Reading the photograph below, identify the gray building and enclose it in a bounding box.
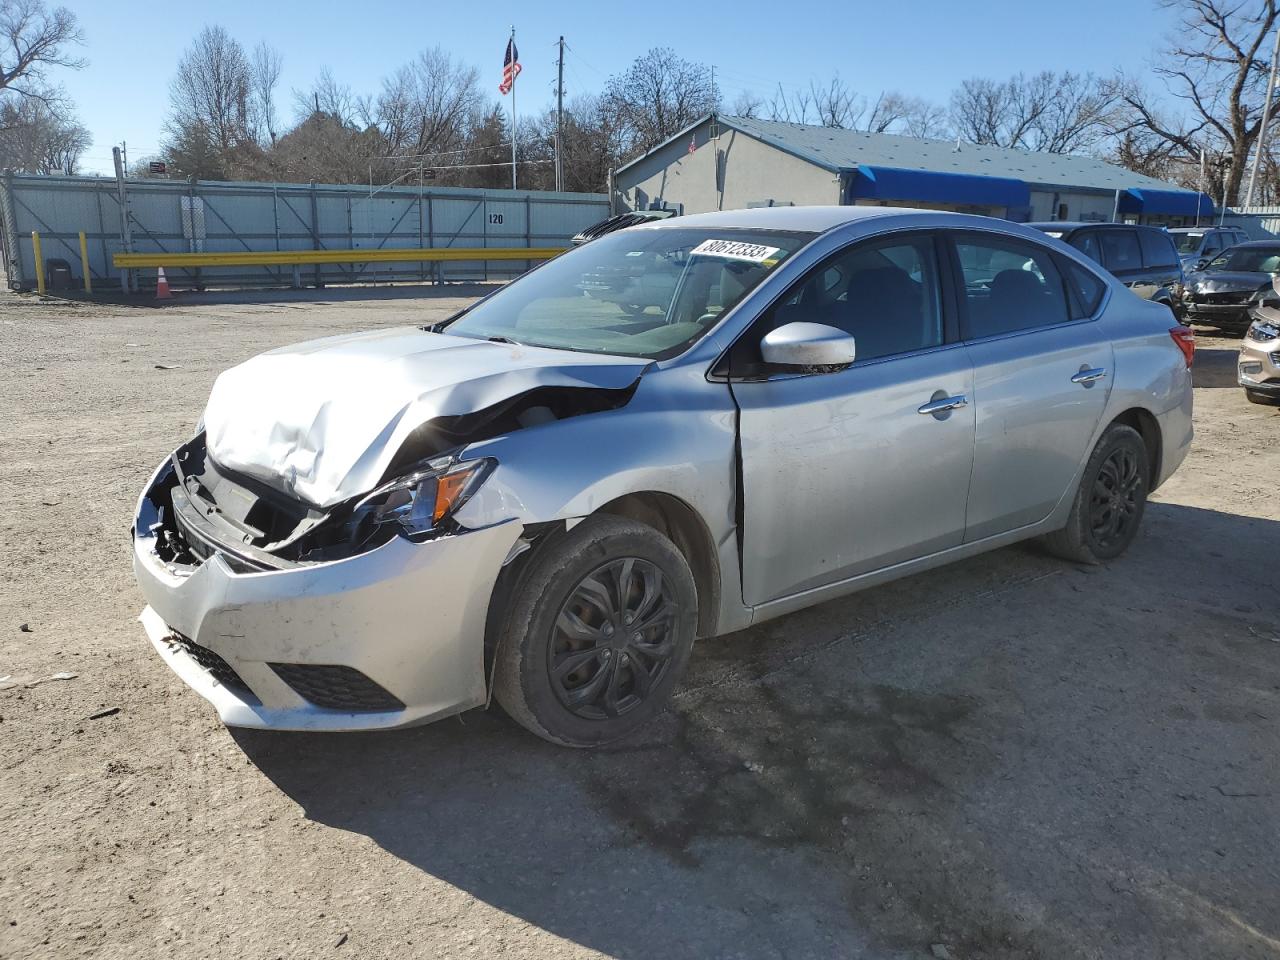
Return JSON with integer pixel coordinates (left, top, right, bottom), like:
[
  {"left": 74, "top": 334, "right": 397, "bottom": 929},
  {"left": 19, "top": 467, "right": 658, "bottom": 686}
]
[{"left": 615, "top": 115, "right": 1214, "bottom": 226}]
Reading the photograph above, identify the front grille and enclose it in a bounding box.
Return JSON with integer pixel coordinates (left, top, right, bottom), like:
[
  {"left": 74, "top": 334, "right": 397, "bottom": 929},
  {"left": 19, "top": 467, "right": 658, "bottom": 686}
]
[
  {"left": 268, "top": 663, "right": 405, "bottom": 712},
  {"left": 167, "top": 632, "right": 258, "bottom": 702},
  {"left": 1189, "top": 290, "right": 1250, "bottom": 305},
  {"left": 1271, "top": 350, "right": 1280, "bottom": 365}
]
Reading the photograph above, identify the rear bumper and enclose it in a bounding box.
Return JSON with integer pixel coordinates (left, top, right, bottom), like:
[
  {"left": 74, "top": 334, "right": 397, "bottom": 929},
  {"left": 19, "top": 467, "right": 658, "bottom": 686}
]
[{"left": 133, "top": 465, "right": 522, "bottom": 731}]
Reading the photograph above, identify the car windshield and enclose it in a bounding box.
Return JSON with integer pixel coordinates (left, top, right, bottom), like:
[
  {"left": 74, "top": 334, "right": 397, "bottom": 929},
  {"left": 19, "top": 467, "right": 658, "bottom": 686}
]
[
  {"left": 1173, "top": 232, "right": 1205, "bottom": 253},
  {"left": 1206, "top": 246, "right": 1280, "bottom": 272},
  {"left": 442, "top": 227, "right": 814, "bottom": 359}
]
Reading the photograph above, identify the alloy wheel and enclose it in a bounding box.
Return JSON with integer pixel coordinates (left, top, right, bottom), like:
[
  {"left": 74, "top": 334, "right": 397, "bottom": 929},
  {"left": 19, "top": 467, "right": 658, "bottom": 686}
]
[
  {"left": 548, "top": 557, "right": 678, "bottom": 720},
  {"left": 1089, "top": 446, "right": 1144, "bottom": 549}
]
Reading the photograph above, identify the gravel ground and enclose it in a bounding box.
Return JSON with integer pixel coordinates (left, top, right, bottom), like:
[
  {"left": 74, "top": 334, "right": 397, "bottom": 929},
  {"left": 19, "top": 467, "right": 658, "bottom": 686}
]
[{"left": 0, "top": 287, "right": 1277, "bottom": 960}]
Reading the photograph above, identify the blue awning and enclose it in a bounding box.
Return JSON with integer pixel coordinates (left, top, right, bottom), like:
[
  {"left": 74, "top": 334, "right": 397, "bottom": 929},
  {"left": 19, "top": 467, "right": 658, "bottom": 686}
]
[
  {"left": 1117, "top": 188, "right": 1215, "bottom": 217},
  {"left": 846, "top": 165, "right": 1031, "bottom": 208}
]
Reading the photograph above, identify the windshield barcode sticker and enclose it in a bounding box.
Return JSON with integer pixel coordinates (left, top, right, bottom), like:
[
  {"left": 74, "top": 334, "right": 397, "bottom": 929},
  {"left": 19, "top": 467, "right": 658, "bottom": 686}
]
[{"left": 690, "top": 239, "right": 781, "bottom": 263}]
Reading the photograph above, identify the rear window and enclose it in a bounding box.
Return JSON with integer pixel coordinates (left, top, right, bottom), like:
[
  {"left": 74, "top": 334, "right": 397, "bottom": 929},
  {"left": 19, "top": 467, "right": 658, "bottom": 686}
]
[{"left": 1138, "top": 229, "right": 1178, "bottom": 269}]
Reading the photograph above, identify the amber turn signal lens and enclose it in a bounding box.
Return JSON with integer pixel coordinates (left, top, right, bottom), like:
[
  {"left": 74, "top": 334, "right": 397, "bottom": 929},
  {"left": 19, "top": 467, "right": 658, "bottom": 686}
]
[{"left": 433, "top": 468, "right": 477, "bottom": 522}]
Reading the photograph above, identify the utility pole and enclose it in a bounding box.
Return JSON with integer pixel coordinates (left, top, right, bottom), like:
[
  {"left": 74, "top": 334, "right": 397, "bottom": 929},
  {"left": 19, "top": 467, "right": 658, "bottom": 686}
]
[
  {"left": 1245, "top": 25, "right": 1280, "bottom": 209},
  {"left": 121, "top": 140, "right": 128, "bottom": 177},
  {"left": 555, "top": 36, "right": 565, "bottom": 192},
  {"left": 112, "top": 146, "right": 133, "bottom": 292}
]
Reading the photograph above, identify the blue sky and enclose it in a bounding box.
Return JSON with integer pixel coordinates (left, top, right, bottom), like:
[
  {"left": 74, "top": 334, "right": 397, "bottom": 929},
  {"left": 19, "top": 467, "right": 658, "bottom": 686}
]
[{"left": 59, "top": 0, "right": 1180, "bottom": 175}]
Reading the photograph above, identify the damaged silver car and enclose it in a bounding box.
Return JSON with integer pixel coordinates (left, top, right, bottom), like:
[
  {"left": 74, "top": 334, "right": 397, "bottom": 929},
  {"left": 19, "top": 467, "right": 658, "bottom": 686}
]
[{"left": 133, "top": 207, "right": 1194, "bottom": 746}]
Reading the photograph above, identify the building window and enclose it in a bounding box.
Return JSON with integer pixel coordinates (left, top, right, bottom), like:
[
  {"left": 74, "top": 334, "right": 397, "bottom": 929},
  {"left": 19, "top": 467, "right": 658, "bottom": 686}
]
[{"left": 1057, "top": 202, "right": 1069, "bottom": 220}]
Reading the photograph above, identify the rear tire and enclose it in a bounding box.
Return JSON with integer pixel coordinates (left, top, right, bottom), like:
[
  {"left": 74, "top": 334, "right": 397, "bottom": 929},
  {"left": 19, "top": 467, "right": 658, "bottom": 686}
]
[
  {"left": 492, "top": 515, "right": 698, "bottom": 747},
  {"left": 1043, "top": 424, "right": 1150, "bottom": 565}
]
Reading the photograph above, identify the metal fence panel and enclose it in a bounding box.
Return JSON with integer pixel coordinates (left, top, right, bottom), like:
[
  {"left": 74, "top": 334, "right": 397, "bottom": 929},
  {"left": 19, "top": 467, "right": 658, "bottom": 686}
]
[{"left": 0, "top": 173, "right": 609, "bottom": 291}]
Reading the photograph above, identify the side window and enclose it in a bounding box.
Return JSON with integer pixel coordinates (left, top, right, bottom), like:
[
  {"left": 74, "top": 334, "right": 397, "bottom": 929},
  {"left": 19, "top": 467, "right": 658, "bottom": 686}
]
[
  {"left": 1099, "top": 230, "right": 1142, "bottom": 272},
  {"left": 1138, "top": 229, "right": 1178, "bottom": 269},
  {"left": 1202, "top": 232, "right": 1222, "bottom": 257},
  {"left": 726, "top": 235, "right": 944, "bottom": 376},
  {"left": 954, "top": 234, "right": 1071, "bottom": 338},
  {"left": 1068, "top": 230, "right": 1102, "bottom": 264},
  {"left": 1058, "top": 256, "right": 1108, "bottom": 319}
]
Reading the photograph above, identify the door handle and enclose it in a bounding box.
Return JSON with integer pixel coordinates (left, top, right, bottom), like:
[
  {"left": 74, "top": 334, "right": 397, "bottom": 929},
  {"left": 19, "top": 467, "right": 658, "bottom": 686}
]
[
  {"left": 917, "top": 394, "right": 968, "bottom": 415},
  {"left": 1070, "top": 367, "right": 1107, "bottom": 385}
]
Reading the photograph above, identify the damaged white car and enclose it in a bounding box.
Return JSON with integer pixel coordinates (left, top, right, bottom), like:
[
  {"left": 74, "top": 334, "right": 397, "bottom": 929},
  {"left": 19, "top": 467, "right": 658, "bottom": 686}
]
[{"left": 133, "top": 207, "right": 1193, "bottom": 746}]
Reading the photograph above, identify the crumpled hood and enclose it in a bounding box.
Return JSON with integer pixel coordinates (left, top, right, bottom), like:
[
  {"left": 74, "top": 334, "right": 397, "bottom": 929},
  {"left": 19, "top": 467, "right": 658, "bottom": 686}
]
[
  {"left": 1186, "top": 271, "right": 1271, "bottom": 293},
  {"left": 202, "top": 326, "right": 648, "bottom": 508}
]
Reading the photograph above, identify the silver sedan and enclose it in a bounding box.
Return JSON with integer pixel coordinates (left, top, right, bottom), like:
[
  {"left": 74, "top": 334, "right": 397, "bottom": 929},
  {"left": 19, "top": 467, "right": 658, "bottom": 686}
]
[{"left": 132, "top": 207, "right": 1194, "bottom": 746}]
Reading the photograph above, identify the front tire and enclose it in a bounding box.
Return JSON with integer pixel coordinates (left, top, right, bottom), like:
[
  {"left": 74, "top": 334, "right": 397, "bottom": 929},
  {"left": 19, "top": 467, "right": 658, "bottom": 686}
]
[
  {"left": 492, "top": 515, "right": 698, "bottom": 747},
  {"left": 1245, "top": 388, "right": 1280, "bottom": 405},
  {"left": 1043, "top": 424, "right": 1150, "bottom": 564}
]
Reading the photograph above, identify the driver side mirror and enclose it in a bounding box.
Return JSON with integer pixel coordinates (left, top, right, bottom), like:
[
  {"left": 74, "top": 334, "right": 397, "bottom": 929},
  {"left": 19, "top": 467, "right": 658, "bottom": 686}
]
[
  {"left": 1193, "top": 257, "right": 1209, "bottom": 271},
  {"left": 760, "top": 322, "right": 856, "bottom": 371}
]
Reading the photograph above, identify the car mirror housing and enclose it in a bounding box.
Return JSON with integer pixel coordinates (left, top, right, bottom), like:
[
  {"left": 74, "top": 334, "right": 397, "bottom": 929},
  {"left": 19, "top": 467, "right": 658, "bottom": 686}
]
[{"left": 760, "top": 322, "right": 856, "bottom": 371}]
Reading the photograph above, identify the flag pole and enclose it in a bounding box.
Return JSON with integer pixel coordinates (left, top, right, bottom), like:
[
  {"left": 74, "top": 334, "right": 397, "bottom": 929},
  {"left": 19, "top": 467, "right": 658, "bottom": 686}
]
[{"left": 509, "top": 26, "right": 517, "bottom": 191}]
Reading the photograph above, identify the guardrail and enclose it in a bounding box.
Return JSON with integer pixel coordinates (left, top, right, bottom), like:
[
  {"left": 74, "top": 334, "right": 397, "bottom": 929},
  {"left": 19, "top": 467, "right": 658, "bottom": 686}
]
[{"left": 111, "top": 247, "right": 566, "bottom": 269}]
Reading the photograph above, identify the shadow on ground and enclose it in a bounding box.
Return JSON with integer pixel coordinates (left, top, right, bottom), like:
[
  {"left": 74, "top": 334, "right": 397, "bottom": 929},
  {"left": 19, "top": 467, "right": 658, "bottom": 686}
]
[
  {"left": 1193, "top": 346, "right": 1245, "bottom": 389},
  {"left": 235, "top": 503, "right": 1280, "bottom": 960}
]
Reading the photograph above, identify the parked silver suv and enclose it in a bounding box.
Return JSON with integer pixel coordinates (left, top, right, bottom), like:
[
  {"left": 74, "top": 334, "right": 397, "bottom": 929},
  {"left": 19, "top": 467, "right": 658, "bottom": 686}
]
[{"left": 132, "top": 207, "right": 1194, "bottom": 746}]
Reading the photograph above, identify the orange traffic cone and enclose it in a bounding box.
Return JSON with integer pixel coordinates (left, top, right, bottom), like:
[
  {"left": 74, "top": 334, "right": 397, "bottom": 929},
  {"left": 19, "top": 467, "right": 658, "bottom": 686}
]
[{"left": 155, "top": 266, "right": 172, "bottom": 300}]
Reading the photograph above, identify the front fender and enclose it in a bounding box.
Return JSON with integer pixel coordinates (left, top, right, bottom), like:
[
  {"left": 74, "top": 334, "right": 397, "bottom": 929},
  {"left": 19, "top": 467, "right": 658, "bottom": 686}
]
[{"left": 452, "top": 363, "right": 747, "bottom": 632}]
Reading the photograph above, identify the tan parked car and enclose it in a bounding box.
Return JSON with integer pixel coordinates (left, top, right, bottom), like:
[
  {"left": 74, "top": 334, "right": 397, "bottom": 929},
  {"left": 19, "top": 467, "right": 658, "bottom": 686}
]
[{"left": 1239, "top": 309, "right": 1280, "bottom": 404}]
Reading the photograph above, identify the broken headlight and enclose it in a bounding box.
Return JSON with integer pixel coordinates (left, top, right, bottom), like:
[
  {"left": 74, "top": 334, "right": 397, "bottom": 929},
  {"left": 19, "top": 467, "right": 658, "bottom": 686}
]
[{"left": 354, "top": 455, "right": 495, "bottom": 539}]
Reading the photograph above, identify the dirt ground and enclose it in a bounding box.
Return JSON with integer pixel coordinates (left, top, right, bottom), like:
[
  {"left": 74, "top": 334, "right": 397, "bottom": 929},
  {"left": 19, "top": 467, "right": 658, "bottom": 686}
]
[{"left": 0, "top": 285, "right": 1277, "bottom": 960}]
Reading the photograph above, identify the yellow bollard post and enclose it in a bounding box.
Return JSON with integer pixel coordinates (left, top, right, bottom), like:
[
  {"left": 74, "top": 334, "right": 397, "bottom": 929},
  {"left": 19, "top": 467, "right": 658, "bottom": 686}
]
[
  {"left": 79, "top": 231, "right": 92, "bottom": 293},
  {"left": 31, "top": 231, "right": 45, "bottom": 296}
]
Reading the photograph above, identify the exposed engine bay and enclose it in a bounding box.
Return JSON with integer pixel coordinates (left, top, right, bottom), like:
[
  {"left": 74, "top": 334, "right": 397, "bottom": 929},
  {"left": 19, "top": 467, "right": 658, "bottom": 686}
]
[{"left": 142, "top": 380, "right": 639, "bottom": 573}]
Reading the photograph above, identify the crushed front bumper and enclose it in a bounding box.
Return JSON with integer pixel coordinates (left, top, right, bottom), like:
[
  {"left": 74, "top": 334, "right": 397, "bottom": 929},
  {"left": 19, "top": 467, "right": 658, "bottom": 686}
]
[{"left": 133, "top": 462, "right": 522, "bottom": 731}]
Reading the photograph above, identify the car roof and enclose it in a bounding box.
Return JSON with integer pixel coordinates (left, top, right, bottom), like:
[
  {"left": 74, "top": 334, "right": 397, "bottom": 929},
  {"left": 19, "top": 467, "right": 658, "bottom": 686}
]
[
  {"left": 1167, "top": 225, "right": 1243, "bottom": 233},
  {"left": 1025, "top": 221, "right": 1159, "bottom": 232},
  {"left": 640, "top": 205, "right": 919, "bottom": 233}
]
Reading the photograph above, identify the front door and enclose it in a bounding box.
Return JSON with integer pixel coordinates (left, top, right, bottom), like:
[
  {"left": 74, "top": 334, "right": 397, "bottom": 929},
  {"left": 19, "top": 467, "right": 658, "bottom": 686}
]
[{"left": 728, "top": 233, "right": 976, "bottom": 606}]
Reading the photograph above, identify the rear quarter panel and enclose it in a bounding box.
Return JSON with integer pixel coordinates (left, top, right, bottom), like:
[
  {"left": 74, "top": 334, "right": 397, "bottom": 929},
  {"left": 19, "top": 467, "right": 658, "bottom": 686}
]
[{"left": 1097, "top": 294, "right": 1194, "bottom": 487}]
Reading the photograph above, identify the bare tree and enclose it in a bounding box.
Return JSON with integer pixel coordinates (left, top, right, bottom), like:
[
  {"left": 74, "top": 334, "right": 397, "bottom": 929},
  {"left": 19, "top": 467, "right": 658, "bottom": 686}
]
[
  {"left": 769, "top": 77, "right": 860, "bottom": 128},
  {"left": 729, "top": 89, "right": 764, "bottom": 119},
  {"left": 0, "top": 94, "right": 87, "bottom": 171},
  {"left": 374, "top": 47, "right": 481, "bottom": 159},
  {"left": 0, "top": 0, "right": 82, "bottom": 104},
  {"left": 1113, "top": 0, "right": 1279, "bottom": 205},
  {"left": 166, "top": 25, "right": 252, "bottom": 154},
  {"left": 603, "top": 48, "right": 719, "bottom": 155},
  {"left": 250, "top": 42, "right": 282, "bottom": 146},
  {"left": 897, "top": 97, "right": 951, "bottom": 140},
  {"left": 293, "top": 66, "right": 360, "bottom": 126},
  {"left": 951, "top": 71, "right": 1117, "bottom": 153}
]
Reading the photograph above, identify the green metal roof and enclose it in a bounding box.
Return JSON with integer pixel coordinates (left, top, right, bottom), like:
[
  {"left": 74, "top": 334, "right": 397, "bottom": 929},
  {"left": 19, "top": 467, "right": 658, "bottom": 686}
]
[{"left": 709, "top": 115, "right": 1188, "bottom": 195}]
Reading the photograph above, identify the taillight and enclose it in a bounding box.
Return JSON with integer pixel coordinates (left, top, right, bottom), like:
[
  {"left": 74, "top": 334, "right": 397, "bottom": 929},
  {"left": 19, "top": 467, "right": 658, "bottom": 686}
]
[{"left": 1169, "top": 326, "right": 1195, "bottom": 368}]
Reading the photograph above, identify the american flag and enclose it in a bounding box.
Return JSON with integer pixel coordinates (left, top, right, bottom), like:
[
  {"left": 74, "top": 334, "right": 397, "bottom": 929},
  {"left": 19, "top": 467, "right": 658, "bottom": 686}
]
[{"left": 499, "top": 38, "right": 521, "bottom": 95}]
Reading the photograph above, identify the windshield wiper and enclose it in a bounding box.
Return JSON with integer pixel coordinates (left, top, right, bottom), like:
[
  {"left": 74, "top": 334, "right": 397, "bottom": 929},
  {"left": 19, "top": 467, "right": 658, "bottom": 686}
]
[{"left": 485, "top": 335, "right": 522, "bottom": 345}]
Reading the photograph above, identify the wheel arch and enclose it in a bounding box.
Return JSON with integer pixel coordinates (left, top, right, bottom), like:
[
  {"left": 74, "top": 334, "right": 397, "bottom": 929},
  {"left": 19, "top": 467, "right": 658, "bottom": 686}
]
[
  {"left": 595, "top": 491, "right": 722, "bottom": 640},
  {"left": 1107, "top": 406, "right": 1163, "bottom": 487}
]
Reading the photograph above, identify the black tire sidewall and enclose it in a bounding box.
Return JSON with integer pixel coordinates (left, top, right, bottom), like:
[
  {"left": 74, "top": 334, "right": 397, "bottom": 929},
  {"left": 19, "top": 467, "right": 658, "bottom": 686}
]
[
  {"left": 499, "top": 517, "right": 698, "bottom": 747},
  {"left": 1077, "top": 426, "right": 1150, "bottom": 562}
]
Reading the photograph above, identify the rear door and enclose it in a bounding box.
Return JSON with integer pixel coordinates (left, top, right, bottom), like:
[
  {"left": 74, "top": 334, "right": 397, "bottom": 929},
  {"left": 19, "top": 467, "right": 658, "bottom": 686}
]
[
  {"left": 950, "top": 231, "right": 1114, "bottom": 541},
  {"left": 729, "top": 232, "right": 975, "bottom": 605}
]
